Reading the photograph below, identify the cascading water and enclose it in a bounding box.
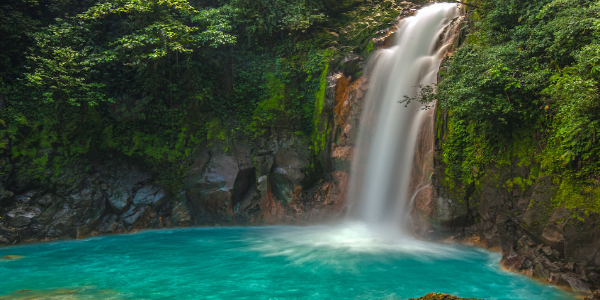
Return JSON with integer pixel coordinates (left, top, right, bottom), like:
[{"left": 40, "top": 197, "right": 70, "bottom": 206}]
[{"left": 346, "top": 3, "right": 462, "bottom": 233}]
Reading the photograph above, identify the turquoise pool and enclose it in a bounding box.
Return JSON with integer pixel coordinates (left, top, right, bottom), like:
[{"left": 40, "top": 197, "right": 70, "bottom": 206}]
[{"left": 0, "top": 225, "right": 574, "bottom": 299}]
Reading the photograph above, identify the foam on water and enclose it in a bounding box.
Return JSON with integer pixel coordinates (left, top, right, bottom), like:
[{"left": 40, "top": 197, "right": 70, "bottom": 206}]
[{"left": 249, "top": 223, "right": 463, "bottom": 259}]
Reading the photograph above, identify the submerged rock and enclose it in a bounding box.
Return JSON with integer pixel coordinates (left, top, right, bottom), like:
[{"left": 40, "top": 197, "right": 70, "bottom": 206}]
[
  {"left": 0, "top": 288, "right": 79, "bottom": 300},
  {"left": 0, "top": 255, "right": 25, "bottom": 261},
  {"left": 409, "top": 293, "right": 481, "bottom": 300}
]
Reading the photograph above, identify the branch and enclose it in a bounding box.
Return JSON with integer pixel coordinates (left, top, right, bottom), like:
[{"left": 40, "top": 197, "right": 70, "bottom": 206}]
[{"left": 453, "top": 1, "right": 480, "bottom": 9}]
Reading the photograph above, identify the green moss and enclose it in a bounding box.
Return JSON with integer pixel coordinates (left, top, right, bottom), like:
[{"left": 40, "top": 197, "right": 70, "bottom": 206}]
[
  {"left": 504, "top": 176, "right": 535, "bottom": 194},
  {"left": 552, "top": 179, "right": 600, "bottom": 220},
  {"left": 311, "top": 65, "right": 329, "bottom": 154},
  {"left": 259, "top": 74, "right": 286, "bottom": 112},
  {"left": 363, "top": 41, "right": 375, "bottom": 55},
  {"left": 206, "top": 117, "right": 227, "bottom": 148},
  {"left": 246, "top": 72, "right": 290, "bottom": 136}
]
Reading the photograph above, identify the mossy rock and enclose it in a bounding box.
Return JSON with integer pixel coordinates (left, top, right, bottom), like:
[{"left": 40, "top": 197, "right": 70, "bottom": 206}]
[{"left": 409, "top": 293, "right": 481, "bottom": 300}]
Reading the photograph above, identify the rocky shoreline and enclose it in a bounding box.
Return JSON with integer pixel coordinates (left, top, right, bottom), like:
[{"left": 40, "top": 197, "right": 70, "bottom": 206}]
[{"left": 411, "top": 150, "right": 600, "bottom": 297}]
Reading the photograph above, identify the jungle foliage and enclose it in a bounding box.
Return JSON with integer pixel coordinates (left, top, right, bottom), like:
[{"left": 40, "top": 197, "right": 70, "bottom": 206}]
[
  {"left": 0, "top": 0, "right": 402, "bottom": 191},
  {"left": 434, "top": 0, "right": 600, "bottom": 212}
]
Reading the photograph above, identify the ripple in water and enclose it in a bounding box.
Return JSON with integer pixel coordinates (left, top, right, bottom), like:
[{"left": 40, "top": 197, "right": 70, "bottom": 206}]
[{"left": 0, "top": 226, "right": 574, "bottom": 300}]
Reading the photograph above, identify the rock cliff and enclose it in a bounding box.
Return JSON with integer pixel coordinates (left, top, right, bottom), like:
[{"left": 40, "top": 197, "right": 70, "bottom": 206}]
[
  {"left": 1, "top": 0, "right": 426, "bottom": 247},
  {"left": 401, "top": 97, "right": 598, "bottom": 297},
  {"left": 0, "top": 24, "right": 378, "bottom": 245}
]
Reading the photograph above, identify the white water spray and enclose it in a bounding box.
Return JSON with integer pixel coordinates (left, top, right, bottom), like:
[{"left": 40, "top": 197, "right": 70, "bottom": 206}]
[{"left": 346, "top": 3, "right": 462, "bottom": 234}]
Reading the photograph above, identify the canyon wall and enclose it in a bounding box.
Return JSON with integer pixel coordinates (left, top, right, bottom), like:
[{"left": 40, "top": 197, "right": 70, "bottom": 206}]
[
  {"left": 414, "top": 133, "right": 600, "bottom": 294},
  {"left": 1, "top": 0, "right": 427, "bottom": 246},
  {"left": 0, "top": 70, "right": 367, "bottom": 244},
  {"left": 0, "top": 27, "right": 382, "bottom": 246}
]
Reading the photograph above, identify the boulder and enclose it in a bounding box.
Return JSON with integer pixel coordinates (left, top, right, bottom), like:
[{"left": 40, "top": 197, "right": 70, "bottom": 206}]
[
  {"left": 533, "top": 262, "right": 550, "bottom": 280},
  {"left": 521, "top": 177, "right": 554, "bottom": 237},
  {"left": 45, "top": 204, "right": 81, "bottom": 238},
  {"left": 274, "top": 148, "right": 306, "bottom": 181},
  {"left": 560, "top": 273, "right": 592, "bottom": 294},
  {"left": 13, "top": 191, "right": 37, "bottom": 205},
  {"left": 255, "top": 154, "right": 274, "bottom": 177},
  {"left": 0, "top": 255, "right": 25, "bottom": 261},
  {"left": 588, "top": 271, "right": 600, "bottom": 286},
  {"left": 0, "top": 225, "right": 15, "bottom": 244},
  {"left": 187, "top": 154, "right": 238, "bottom": 216},
  {"left": 82, "top": 190, "right": 107, "bottom": 231},
  {"left": 541, "top": 208, "right": 569, "bottom": 255},
  {"left": 231, "top": 139, "right": 254, "bottom": 171},
  {"left": 120, "top": 206, "right": 148, "bottom": 227},
  {"left": 132, "top": 185, "right": 168, "bottom": 210},
  {"left": 67, "top": 189, "right": 95, "bottom": 208},
  {"left": 38, "top": 194, "right": 53, "bottom": 206},
  {"left": 235, "top": 185, "right": 259, "bottom": 214},
  {"left": 6, "top": 206, "right": 41, "bottom": 227},
  {"left": 409, "top": 293, "right": 481, "bottom": 300},
  {"left": 563, "top": 215, "right": 600, "bottom": 265},
  {"left": 501, "top": 250, "right": 525, "bottom": 271},
  {"left": 170, "top": 196, "right": 193, "bottom": 227},
  {"left": 269, "top": 148, "right": 308, "bottom": 204},
  {"left": 96, "top": 214, "right": 119, "bottom": 233},
  {"left": 107, "top": 185, "right": 131, "bottom": 215}
]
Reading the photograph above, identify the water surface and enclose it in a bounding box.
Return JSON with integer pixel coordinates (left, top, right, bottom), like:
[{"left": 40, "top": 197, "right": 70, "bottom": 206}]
[{"left": 0, "top": 225, "right": 574, "bottom": 299}]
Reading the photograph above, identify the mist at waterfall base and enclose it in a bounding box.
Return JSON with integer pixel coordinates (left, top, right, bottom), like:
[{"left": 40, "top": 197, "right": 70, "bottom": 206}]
[{"left": 0, "top": 4, "right": 574, "bottom": 300}]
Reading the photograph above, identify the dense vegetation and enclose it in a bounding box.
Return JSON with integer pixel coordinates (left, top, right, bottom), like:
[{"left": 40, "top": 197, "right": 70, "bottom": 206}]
[
  {"left": 6, "top": 0, "right": 596, "bottom": 215},
  {"left": 435, "top": 0, "right": 600, "bottom": 214},
  {"left": 0, "top": 0, "right": 406, "bottom": 194}
]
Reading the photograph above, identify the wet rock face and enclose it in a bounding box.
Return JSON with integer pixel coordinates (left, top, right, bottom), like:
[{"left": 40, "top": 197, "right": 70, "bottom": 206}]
[
  {"left": 419, "top": 144, "right": 600, "bottom": 294},
  {"left": 0, "top": 126, "right": 355, "bottom": 245},
  {"left": 179, "top": 139, "right": 345, "bottom": 225},
  {"left": 186, "top": 153, "right": 239, "bottom": 220},
  {"left": 174, "top": 71, "right": 367, "bottom": 225},
  {"left": 0, "top": 37, "right": 371, "bottom": 247},
  {"left": 132, "top": 184, "right": 168, "bottom": 209},
  {"left": 269, "top": 148, "right": 307, "bottom": 204},
  {"left": 107, "top": 186, "right": 131, "bottom": 215},
  {"left": 6, "top": 206, "right": 41, "bottom": 227},
  {"left": 0, "top": 159, "right": 187, "bottom": 245}
]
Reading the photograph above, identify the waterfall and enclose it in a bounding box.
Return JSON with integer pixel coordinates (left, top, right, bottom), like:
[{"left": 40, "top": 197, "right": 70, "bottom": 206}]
[{"left": 346, "top": 3, "right": 462, "bottom": 234}]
